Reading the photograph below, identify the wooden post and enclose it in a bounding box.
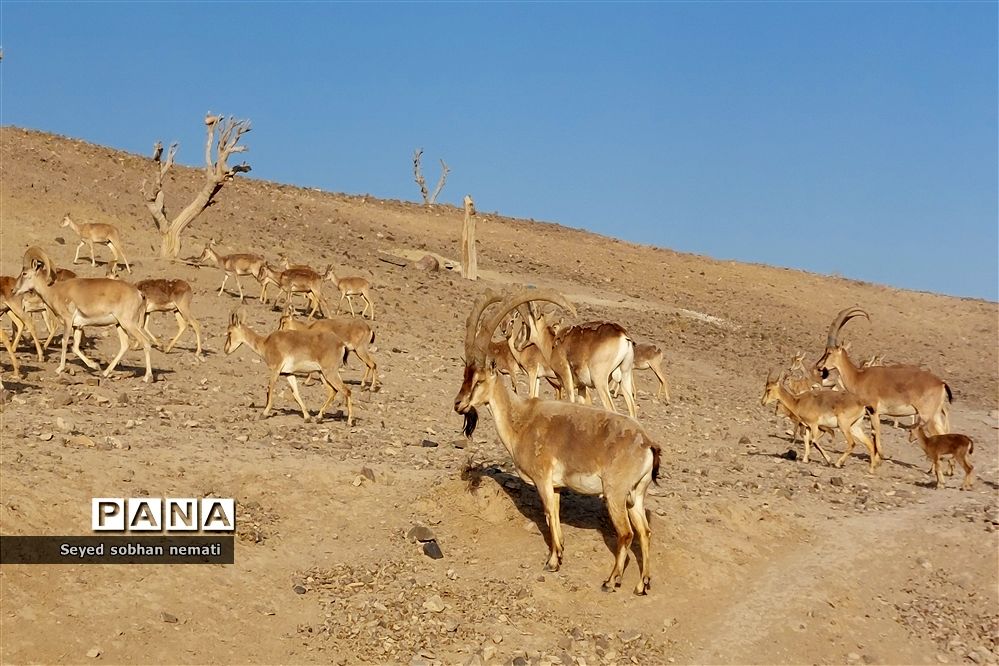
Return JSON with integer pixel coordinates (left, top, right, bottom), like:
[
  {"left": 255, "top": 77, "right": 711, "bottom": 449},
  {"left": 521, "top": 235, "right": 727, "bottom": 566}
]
[{"left": 462, "top": 194, "right": 477, "bottom": 280}]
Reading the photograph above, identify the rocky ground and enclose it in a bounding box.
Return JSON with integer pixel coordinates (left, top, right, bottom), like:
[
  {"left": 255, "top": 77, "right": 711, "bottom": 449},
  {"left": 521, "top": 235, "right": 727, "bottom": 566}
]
[{"left": 0, "top": 127, "right": 997, "bottom": 665}]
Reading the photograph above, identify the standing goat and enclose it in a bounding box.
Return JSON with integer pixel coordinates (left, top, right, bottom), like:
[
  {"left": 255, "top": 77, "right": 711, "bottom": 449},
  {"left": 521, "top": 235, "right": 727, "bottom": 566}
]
[
  {"left": 278, "top": 313, "right": 379, "bottom": 390},
  {"left": 761, "top": 371, "right": 879, "bottom": 471},
  {"left": 454, "top": 288, "right": 661, "bottom": 595},
  {"left": 197, "top": 238, "right": 266, "bottom": 302},
  {"left": 135, "top": 279, "right": 203, "bottom": 357},
  {"left": 61, "top": 214, "right": 131, "bottom": 274},
  {"left": 905, "top": 424, "right": 974, "bottom": 490},
  {"left": 522, "top": 304, "right": 638, "bottom": 418},
  {"left": 327, "top": 268, "right": 374, "bottom": 320},
  {"left": 816, "top": 307, "right": 952, "bottom": 456},
  {"left": 13, "top": 247, "right": 153, "bottom": 382},
  {"left": 224, "top": 310, "right": 353, "bottom": 424}
]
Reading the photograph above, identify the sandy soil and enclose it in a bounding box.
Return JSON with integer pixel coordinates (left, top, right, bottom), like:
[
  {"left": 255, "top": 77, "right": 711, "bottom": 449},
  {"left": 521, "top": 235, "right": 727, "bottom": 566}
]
[{"left": 1, "top": 127, "right": 997, "bottom": 665}]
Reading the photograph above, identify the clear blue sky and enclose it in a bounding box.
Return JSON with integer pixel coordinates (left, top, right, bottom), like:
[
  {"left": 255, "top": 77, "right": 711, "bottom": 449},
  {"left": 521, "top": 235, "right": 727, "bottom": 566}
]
[{"left": 2, "top": 2, "right": 996, "bottom": 300}]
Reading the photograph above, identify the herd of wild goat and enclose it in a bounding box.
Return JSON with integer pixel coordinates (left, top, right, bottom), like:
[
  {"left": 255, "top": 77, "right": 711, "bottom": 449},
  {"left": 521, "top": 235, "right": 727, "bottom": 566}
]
[{"left": 0, "top": 214, "right": 975, "bottom": 595}]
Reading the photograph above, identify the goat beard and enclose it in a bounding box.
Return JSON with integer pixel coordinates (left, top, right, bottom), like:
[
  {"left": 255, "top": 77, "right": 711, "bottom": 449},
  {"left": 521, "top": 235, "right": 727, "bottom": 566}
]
[{"left": 462, "top": 408, "right": 479, "bottom": 439}]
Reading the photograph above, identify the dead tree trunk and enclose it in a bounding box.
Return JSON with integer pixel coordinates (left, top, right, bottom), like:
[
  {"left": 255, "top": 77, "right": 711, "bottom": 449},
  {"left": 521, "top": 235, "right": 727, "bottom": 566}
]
[
  {"left": 142, "top": 113, "right": 252, "bottom": 258},
  {"left": 413, "top": 149, "right": 429, "bottom": 204},
  {"left": 462, "top": 194, "right": 477, "bottom": 280},
  {"left": 413, "top": 149, "right": 449, "bottom": 206}
]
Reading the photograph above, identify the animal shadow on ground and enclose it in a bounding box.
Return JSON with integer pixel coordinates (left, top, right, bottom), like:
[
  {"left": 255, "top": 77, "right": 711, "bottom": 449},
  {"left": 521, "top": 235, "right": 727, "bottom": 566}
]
[
  {"left": 461, "top": 461, "right": 651, "bottom": 572},
  {"left": 246, "top": 403, "right": 350, "bottom": 423}
]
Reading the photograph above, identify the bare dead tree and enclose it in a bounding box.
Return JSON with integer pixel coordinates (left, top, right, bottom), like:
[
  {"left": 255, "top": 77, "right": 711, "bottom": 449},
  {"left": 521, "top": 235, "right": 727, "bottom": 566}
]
[
  {"left": 462, "top": 194, "right": 477, "bottom": 280},
  {"left": 430, "top": 158, "right": 450, "bottom": 204},
  {"left": 141, "top": 113, "right": 252, "bottom": 258},
  {"left": 413, "top": 149, "right": 429, "bottom": 204},
  {"left": 413, "top": 149, "right": 449, "bottom": 206}
]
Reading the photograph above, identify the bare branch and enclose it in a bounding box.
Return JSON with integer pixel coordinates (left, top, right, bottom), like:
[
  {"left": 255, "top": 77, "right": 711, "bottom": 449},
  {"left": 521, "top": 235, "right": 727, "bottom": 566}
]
[
  {"left": 413, "top": 149, "right": 429, "bottom": 204},
  {"left": 430, "top": 159, "right": 450, "bottom": 204},
  {"left": 152, "top": 141, "right": 163, "bottom": 162}
]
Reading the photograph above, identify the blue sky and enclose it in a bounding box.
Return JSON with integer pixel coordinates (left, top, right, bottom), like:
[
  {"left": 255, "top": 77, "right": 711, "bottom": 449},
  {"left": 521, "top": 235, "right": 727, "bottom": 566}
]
[{"left": 2, "top": 2, "right": 996, "bottom": 300}]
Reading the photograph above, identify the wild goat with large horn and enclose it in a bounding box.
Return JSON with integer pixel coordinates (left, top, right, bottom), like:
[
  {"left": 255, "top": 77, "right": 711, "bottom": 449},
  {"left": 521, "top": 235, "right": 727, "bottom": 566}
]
[
  {"left": 454, "top": 288, "right": 662, "bottom": 595},
  {"left": 13, "top": 246, "right": 153, "bottom": 382},
  {"left": 815, "top": 307, "right": 952, "bottom": 455}
]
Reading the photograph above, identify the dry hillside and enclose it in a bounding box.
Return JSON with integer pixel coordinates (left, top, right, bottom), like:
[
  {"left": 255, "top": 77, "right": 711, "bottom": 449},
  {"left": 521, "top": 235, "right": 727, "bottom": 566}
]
[{"left": 1, "top": 127, "right": 997, "bottom": 665}]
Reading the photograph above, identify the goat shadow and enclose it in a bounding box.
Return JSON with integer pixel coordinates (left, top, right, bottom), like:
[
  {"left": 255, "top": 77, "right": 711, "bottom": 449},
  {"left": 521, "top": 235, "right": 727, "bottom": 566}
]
[{"left": 461, "top": 463, "right": 650, "bottom": 576}]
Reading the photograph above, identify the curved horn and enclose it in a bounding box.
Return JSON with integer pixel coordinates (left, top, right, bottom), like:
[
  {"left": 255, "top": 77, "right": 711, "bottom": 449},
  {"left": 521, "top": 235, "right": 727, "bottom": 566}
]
[
  {"left": 474, "top": 288, "right": 576, "bottom": 360},
  {"left": 464, "top": 289, "right": 504, "bottom": 363},
  {"left": 22, "top": 246, "right": 54, "bottom": 276},
  {"left": 826, "top": 306, "right": 869, "bottom": 348}
]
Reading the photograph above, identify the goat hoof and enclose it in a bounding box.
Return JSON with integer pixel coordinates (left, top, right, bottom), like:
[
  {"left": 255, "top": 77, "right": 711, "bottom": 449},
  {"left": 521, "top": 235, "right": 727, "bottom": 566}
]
[{"left": 601, "top": 583, "right": 616, "bottom": 593}]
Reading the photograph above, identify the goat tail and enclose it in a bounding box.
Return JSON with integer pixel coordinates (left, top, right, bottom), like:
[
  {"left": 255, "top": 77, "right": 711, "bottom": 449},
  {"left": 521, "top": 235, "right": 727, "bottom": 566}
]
[
  {"left": 968, "top": 437, "right": 974, "bottom": 455},
  {"left": 944, "top": 383, "right": 953, "bottom": 403},
  {"left": 650, "top": 444, "right": 662, "bottom": 486}
]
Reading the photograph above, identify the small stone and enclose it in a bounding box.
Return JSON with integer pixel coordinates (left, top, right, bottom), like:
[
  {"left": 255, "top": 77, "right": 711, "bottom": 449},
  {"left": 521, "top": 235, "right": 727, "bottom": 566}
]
[
  {"left": 780, "top": 449, "right": 798, "bottom": 461},
  {"left": 86, "top": 648, "right": 101, "bottom": 658},
  {"left": 482, "top": 646, "right": 498, "bottom": 662},
  {"left": 351, "top": 475, "right": 365, "bottom": 487},
  {"left": 830, "top": 477, "right": 845, "bottom": 487},
  {"left": 183, "top": 420, "right": 199, "bottom": 428},
  {"left": 56, "top": 417, "right": 74, "bottom": 432},
  {"left": 38, "top": 432, "right": 53, "bottom": 441},
  {"left": 969, "top": 651, "right": 984, "bottom": 664},
  {"left": 917, "top": 557, "right": 932, "bottom": 571},
  {"left": 491, "top": 634, "right": 504, "bottom": 644},
  {"left": 64, "top": 435, "right": 96, "bottom": 448},
  {"left": 161, "top": 612, "right": 179, "bottom": 624},
  {"left": 422, "top": 595, "right": 445, "bottom": 613},
  {"left": 420, "top": 439, "right": 438, "bottom": 448},
  {"left": 847, "top": 653, "right": 861, "bottom": 663},
  {"left": 407, "top": 525, "right": 436, "bottom": 542},
  {"left": 513, "top": 658, "right": 527, "bottom": 666},
  {"left": 739, "top": 435, "right": 751, "bottom": 445},
  {"left": 293, "top": 585, "right": 306, "bottom": 595},
  {"left": 423, "top": 541, "right": 444, "bottom": 559},
  {"left": 361, "top": 467, "right": 376, "bottom": 482},
  {"left": 936, "top": 654, "right": 949, "bottom": 664}
]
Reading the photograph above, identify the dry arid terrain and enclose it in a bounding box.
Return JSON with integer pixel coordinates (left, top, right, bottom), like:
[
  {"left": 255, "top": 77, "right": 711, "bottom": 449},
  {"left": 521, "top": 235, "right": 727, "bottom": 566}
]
[{"left": 1, "top": 127, "right": 997, "bottom": 665}]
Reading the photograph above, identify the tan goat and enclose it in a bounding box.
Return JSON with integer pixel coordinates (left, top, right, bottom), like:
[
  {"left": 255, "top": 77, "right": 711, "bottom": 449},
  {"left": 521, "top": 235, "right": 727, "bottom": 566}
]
[
  {"left": 905, "top": 424, "right": 974, "bottom": 490},
  {"left": 13, "top": 247, "right": 153, "bottom": 382},
  {"left": 761, "top": 371, "right": 879, "bottom": 471},
  {"left": 197, "top": 238, "right": 266, "bottom": 302},
  {"left": 455, "top": 288, "right": 661, "bottom": 595},
  {"left": 135, "top": 279, "right": 203, "bottom": 356},
  {"left": 61, "top": 214, "right": 131, "bottom": 274},
  {"left": 327, "top": 268, "right": 374, "bottom": 320},
  {"left": 277, "top": 313, "right": 378, "bottom": 390},
  {"left": 224, "top": 311, "right": 353, "bottom": 424}
]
